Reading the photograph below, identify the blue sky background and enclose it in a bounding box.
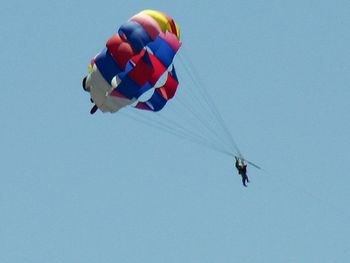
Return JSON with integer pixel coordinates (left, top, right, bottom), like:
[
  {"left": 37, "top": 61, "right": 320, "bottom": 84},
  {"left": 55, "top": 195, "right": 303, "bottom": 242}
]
[{"left": 1, "top": 0, "right": 350, "bottom": 262}]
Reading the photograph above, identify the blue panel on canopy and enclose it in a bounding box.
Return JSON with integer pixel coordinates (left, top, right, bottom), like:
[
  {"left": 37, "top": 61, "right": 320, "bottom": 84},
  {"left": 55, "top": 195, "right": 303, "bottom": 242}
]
[
  {"left": 147, "top": 36, "right": 176, "bottom": 68},
  {"left": 115, "top": 75, "right": 141, "bottom": 99},
  {"left": 95, "top": 48, "right": 123, "bottom": 85},
  {"left": 144, "top": 90, "right": 167, "bottom": 112},
  {"left": 118, "top": 21, "right": 152, "bottom": 53}
]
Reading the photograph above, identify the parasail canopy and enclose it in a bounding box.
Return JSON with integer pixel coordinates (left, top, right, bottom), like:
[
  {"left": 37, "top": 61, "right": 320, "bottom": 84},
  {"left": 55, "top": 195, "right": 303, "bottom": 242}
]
[{"left": 84, "top": 10, "right": 181, "bottom": 113}]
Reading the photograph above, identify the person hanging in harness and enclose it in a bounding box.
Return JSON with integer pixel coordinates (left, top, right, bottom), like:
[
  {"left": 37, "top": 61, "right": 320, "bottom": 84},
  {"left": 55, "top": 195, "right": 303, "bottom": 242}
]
[{"left": 235, "top": 156, "right": 250, "bottom": 187}]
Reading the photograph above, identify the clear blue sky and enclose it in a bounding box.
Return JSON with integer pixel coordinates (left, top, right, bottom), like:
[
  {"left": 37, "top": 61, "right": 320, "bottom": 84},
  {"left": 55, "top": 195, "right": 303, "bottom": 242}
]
[{"left": 1, "top": 0, "right": 350, "bottom": 262}]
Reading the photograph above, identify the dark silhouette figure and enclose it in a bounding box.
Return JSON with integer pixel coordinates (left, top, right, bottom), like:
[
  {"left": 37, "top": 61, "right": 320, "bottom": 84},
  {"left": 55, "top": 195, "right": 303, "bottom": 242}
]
[
  {"left": 90, "top": 104, "right": 98, "bottom": 114},
  {"left": 235, "top": 156, "right": 250, "bottom": 187}
]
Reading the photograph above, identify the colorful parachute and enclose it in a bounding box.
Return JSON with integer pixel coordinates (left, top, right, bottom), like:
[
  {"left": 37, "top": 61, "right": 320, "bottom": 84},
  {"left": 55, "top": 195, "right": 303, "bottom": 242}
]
[{"left": 83, "top": 10, "right": 181, "bottom": 113}]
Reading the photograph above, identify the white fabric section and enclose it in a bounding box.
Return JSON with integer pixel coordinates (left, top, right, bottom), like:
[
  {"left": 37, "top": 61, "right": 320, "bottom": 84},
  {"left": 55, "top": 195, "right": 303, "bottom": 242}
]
[{"left": 86, "top": 64, "right": 134, "bottom": 113}]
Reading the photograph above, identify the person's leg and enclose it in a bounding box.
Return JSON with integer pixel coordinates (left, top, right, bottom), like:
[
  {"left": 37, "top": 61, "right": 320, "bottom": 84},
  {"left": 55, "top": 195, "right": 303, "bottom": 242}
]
[{"left": 242, "top": 177, "right": 247, "bottom": 187}]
